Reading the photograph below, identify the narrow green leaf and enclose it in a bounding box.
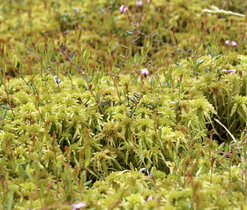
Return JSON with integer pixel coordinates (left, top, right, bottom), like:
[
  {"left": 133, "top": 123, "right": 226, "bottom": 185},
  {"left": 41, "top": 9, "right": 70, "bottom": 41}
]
[
  {"left": 7, "top": 186, "right": 14, "bottom": 210},
  {"left": 167, "top": 82, "right": 171, "bottom": 88},
  {"left": 88, "top": 76, "right": 92, "bottom": 83},
  {"left": 133, "top": 93, "right": 140, "bottom": 98},
  {"left": 146, "top": 104, "right": 153, "bottom": 109},
  {"left": 4, "top": 44, "right": 7, "bottom": 54},
  {"left": 83, "top": 180, "right": 92, "bottom": 186},
  {"left": 152, "top": 33, "right": 158, "bottom": 38},
  {"left": 101, "top": 100, "right": 111, "bottom": 107},
  {"left": 82, "top": 48, "right": 87, "bottom": 58},
  {"left": 195, "top": 59, "right": 205, "bottom": 70},
  {"left": 1, "top": 109, "right": 7, "bottom": 120},
  {"left": 213, "top": 54, "right": 222, "bottom": 61},
  {"left": 0, "top": 77, "right": 3, "bottom": 88},
  {"left": 133, "top": 36, "right": 140, "bottom": 42},
  {"left": 158, "top": 128, "right": 162, "bottom": 138},
  {"left": 85, "top": 158, "right": 90, "bottom": 167},
  {"left": 126, "top": 30, "right": 133, "bottom": 35},
  {"left": 121, "top": 45, "right": 129, "bottom": 49},
  {"left": 197, "top": 59, "right": 205, "bottom": 66},
  {"left": 19, "top": 63, "right": 22, "bottom": 73},
  {"left": 218, "top": 142, "right": 225, "bottom": 151},
  {"left": 237, "top": 181, "right": 244, "bottom": 193},
  {"left": 208, "top": 45, "right": 212, "bottom": 56},
  {"left": 19, "top": 165, "right": 26, "bottom": 179},
  {"left": 49, "top": 122, "right": 56, "bottom": 136},
  {"left": 14, "top": 59, "right": 18, "bottom": 68},
  {"left": 1, "top": 105, "right": 10, "bottom": 110}
]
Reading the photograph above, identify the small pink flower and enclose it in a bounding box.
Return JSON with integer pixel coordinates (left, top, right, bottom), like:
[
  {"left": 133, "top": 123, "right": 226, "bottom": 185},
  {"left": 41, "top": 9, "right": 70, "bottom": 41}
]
[
  {"left": 54, "top": 76, "right": 62, "bottom": 84},
  {"left": 71, "top": 201, "right": 86, "bottom": 210},
  {"left": 147, "top": 195, "right": 153, "bottom": 201},
  {"left": 143, "top": 195, "right": 153, "bottom": 203},
  {"left": 228, "top": 69, "right": 237, "bottom": 74},
  {"left": 147, "top": 0, "right": 150, "bottom": 4},
  {"left": 222, "top": 69, "right": 236, "bottom": 74},
  {"left": 141, "top": 68, "right": 149, "bottom": 76},
  {"left": 120, "top": 5, "right": 128, "bottom": 13},
  {"left": 225, "top": 40, "right": 229, "bottom": 45},
  {"left": 136, "top": 0, "right": 143, "bottom": 6},
  {"left": 73, "top": 7, "right": 80, "bottom": 13},
  {"left": 231, "top": 41, "right": 237, "bottom": 47}
]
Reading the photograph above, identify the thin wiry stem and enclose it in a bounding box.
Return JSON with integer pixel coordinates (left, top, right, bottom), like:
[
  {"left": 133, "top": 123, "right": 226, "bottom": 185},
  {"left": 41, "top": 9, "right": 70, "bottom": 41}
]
[{"left": 61, "top": 46, "right": 104, "bottom": 115}]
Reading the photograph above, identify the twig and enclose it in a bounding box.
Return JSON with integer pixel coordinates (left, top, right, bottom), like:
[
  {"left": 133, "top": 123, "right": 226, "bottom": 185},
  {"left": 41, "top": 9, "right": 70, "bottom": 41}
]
[
  {"left": 203, "top": 6, "right": 245, "bottom": 18},
  {"left": 215, "top": 119, "right": 236, "bottom": 142}
]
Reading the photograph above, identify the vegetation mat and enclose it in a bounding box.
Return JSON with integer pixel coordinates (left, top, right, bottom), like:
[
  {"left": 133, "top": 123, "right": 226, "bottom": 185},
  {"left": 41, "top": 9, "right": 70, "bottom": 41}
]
[{"left": 1, "top": 0, "right": 247, "bottom": 209}]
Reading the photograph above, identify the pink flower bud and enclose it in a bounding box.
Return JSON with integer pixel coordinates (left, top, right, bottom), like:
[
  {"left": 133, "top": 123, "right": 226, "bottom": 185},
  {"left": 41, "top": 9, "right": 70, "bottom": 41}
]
[
  {"left": 72, "top": 7, "right": 80, "bottom": 13},
  {"left": 222, "top": 69, "right": 236, "bottom": 74},
  {"left": 147, "top": 0, "right": 150, "bottom": 4},
  {"left": 141, "top": 68, "right": 149, "bottom": 76},
  {"left": 147, "top": 195, "right": 153, "bottom": 201},
  {"left": 231, "top": 41, "right": 237, "bottom": 47},
  {"left": 71, "top": 201, "right": 86, "bottom": 210},
  {"left": 225, "top": 40, "right": 229, "bottom": 45},
  {"left": 229, "top": 69, "right": 237, "bottom": 74},
  {"left": 120, "top": 5, "right": 128, "bottom": 13},
  {"left": 136, "top": 0, "right": 143, "bottom": 6},
  {"left": 120, "top": 5, "right": 124, "bottom": 12},
  {"left": 54, "top": 76, "right": 62, "bottom": 84}
]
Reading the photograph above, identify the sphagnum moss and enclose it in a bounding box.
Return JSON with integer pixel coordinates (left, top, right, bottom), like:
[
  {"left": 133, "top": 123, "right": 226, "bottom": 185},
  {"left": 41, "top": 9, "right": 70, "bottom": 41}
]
[{"left": 1, "top": 0, "right": 247, "bottom": 209}]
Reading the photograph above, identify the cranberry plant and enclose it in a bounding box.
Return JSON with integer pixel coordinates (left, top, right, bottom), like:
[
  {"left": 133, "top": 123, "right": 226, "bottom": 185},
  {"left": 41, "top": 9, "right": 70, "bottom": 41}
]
[{"left": 0, "top": 0, "right": 247, "bottom": 209}]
